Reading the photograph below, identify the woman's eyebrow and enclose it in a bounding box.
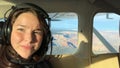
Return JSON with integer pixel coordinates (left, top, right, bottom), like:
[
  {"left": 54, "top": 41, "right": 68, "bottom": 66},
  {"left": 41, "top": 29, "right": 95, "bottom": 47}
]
[
  {"left": 15, "top": 24, "right": 26, "bottom": 27},
  {"left": 35, "top": 28, "right": 43, "bottom": 31}
]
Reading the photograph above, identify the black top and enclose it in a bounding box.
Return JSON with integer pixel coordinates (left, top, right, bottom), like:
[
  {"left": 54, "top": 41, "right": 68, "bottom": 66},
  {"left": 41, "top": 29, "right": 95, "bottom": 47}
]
[{"left": 16, "top": 60, "right": 53, "bottom": 68}]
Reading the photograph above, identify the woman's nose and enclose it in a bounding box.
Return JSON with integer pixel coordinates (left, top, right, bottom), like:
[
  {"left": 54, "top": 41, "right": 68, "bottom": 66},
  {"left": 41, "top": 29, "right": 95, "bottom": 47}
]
[{"left": 25, "top": 32, "right": 34, "bottom": 43}]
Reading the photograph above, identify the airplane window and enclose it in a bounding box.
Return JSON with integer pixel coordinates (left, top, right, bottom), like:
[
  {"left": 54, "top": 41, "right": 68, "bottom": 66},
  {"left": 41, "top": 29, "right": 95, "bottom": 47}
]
[
  {"left": 47, "top": 12, "right": 78, "bottom": 55},
  {"left": 92, "top": 13, "right": 120, "bottom": 54}
]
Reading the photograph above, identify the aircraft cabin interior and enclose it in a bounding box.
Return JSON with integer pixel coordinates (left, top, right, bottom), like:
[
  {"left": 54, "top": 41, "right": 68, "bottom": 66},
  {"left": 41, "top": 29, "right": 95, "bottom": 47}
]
[{"left": 0, "top": 0, "right": 120, "bottom": 68}]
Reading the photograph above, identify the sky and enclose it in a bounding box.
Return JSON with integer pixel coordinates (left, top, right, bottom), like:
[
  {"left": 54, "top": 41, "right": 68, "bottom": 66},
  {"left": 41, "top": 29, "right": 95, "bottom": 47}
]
[{"left": 94, "top": 13, "right": 120, "bottom": 32}]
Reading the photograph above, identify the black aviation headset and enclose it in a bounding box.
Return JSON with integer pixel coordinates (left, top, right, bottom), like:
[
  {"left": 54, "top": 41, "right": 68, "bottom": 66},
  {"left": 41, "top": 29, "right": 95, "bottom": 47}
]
[
  {"left": 1, "top": 3, "right": 52, "bottom": 65},
  {"left": 2, "top": 3, "right": 51, "bottom": 45}
]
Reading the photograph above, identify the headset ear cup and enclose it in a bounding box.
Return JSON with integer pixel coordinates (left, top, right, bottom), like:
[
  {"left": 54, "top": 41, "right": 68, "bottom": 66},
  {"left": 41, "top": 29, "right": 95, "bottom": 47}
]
[
  {"left": 1, "top": 20, "right": 7, "bottom": 45},
  {"left": 2, "top": 18, "right": 11, "bottom": 45},
  {"left": 6, "top": 20, "right": 11, "bottom": 45}
]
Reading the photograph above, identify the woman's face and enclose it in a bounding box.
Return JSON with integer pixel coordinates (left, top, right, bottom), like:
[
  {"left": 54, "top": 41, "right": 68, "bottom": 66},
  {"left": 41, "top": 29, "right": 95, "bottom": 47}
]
[{"left": 11, "top": 12, "right": 43, "bottom": 59}]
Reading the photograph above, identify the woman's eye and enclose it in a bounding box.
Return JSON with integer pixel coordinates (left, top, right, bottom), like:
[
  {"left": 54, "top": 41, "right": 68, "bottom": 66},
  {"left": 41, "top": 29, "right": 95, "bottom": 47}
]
[
  {"left": 34, "top": 30, "right": 42, "bottom": 35},
  {"left": 17, "top": 28, "right": 24, "bottom": 32}
]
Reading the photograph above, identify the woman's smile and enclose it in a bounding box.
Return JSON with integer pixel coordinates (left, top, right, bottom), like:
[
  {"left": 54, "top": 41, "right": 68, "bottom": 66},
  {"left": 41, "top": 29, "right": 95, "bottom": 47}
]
[{"left": 21, "top": 45, "right": 33, "bottom": 50}]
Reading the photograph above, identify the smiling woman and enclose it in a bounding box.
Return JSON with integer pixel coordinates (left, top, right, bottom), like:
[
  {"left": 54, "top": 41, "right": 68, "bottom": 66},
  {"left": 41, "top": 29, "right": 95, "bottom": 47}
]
[{"left": 0, "top": 3, "right": 52, "bottom": 68}]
